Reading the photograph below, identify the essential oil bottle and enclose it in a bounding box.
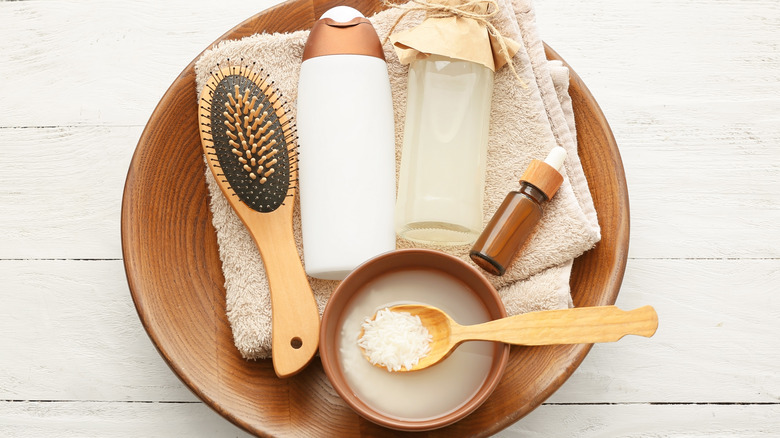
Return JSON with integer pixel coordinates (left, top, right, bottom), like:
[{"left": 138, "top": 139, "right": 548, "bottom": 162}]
[{"left": 470, "top": 147, "right": 567, "bottom": 276}]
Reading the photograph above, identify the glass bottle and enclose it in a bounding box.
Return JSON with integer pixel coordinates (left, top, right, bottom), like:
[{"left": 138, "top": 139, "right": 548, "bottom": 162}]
[
  {"left": 395, "top": 54, "right": 494, "bottom": 245},
  {"left": 470, "top": 147, "right": 566, "bottom": 275}
]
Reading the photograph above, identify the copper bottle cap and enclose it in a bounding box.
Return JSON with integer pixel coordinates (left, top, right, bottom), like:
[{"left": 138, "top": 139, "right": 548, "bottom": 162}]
[{"left": 302, "top": 16, "right": 385, "bottom": 61}]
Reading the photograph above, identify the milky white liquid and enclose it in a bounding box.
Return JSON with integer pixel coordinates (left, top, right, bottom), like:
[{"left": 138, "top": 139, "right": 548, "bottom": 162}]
[
  {"left": 337, "top": 269, "right": 495, "bottom": 420},
  {"left": 395, "top": 55, "right": 494, "bottom": 245}
]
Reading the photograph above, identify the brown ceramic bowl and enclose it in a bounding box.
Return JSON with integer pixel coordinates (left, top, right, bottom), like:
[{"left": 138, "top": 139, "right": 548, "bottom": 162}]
[{"left": 319, "top": 249, "right": 510, "bottom": 431}]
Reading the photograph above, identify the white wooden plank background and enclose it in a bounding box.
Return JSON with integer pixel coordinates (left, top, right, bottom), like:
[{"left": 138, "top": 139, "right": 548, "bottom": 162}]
[{"left": 1, "top": 0, "right": 778, "bottom": 436}]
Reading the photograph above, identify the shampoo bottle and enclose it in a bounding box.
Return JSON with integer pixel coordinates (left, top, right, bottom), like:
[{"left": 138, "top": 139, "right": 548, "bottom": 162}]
[{"left": 297, "top": 6, "right": 396, "bottom": 280}]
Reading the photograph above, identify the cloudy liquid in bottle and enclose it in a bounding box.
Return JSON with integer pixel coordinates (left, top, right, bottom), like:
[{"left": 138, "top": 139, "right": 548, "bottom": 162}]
[{"left": 395, "top": 55, "right": 494, "bottom": 245}]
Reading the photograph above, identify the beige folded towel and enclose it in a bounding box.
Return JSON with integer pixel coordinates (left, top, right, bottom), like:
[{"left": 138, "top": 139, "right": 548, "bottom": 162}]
[{"left": 195, "top": 0, "right": 600, "bottom": 359}]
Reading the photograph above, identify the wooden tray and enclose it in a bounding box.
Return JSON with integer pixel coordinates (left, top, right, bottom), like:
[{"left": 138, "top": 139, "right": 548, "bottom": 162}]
[{"left": 121, "top": 0, "right": 629, "bottom": 436}]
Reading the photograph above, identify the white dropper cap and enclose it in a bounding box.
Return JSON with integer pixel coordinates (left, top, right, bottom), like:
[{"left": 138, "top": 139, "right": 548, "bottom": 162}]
[
  {"left": 544, "top": 146, "right": 567, "bottom": 171},
  {"left": 319, "top": 6, "right": 364, "bottom": 22}
]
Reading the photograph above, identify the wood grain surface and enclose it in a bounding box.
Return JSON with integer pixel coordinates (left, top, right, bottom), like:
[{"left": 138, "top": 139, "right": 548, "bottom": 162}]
[
  {"left": 121, "top": 0, "right": 627, "bottom": 435},
  {"left": 3, "top": 0, "right": 779, "bottom": 436}
]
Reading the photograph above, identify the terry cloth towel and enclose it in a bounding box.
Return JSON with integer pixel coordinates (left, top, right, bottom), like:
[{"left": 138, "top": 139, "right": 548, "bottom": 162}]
[{"left": 195, "top": 0, "right": 601, "bottom": 359}]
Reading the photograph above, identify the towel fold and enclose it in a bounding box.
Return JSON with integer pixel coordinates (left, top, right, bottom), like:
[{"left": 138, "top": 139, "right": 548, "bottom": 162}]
[{"left": 195, "top": 0, "right": 600, "bottom": 359}]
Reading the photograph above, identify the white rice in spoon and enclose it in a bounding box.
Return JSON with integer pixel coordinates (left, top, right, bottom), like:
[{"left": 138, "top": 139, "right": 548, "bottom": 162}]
[{"left": 358, "top": 308, "right": 432, "bottom": 372}]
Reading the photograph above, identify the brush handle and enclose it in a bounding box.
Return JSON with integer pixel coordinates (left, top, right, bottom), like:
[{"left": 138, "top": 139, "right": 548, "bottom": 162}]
[
  {"left": 245, "top": 211, "right": 320, "bottom": 378},
  {"left": 454, "top": 305, "right": 658, "bottom": 345}
]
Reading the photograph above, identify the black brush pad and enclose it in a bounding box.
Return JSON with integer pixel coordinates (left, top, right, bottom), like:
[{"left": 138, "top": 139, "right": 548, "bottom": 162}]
[{"left": 210, "top": 74, "right": 290, "bottom": 213}]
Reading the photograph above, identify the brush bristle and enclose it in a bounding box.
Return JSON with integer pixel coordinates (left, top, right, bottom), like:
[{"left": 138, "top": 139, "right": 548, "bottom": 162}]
[{"left": 199, "top": 64, "right": 297, "bottom": 213}]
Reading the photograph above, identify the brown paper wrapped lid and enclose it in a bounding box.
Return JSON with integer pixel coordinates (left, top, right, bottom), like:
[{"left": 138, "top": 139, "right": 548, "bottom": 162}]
[{"left": 389, "top": 0, "right": 520, "bottom": 71}]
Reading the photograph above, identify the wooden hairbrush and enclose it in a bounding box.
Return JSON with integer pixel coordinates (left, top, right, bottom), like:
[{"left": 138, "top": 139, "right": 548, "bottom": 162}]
[{"left": 198, "top": 63, "right": 319, "bottom": 378}]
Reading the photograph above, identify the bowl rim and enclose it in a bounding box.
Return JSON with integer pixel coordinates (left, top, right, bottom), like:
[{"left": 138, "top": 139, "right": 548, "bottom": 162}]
[{"left": 319, "top": 248, "right": 511, "bottom": 431}]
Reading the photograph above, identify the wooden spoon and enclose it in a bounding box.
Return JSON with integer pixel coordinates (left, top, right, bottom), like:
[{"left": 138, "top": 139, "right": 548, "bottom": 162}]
[{"left": 364, "top": 304, "right": 658, "bottom": 372}]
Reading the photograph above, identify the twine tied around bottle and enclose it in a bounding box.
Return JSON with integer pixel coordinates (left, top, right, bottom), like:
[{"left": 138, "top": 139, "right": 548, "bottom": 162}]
[{"left": 382, "top": 0, "right": 526, "bottom": 87}]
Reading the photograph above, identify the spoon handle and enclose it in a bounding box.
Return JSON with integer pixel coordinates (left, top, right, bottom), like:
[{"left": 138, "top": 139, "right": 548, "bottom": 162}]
[{"left": 458, "top": 305, "right": 658, "bottom": 345}]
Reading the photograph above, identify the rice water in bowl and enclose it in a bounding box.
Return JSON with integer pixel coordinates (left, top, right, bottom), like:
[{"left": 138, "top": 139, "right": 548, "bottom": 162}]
[{"left": 320, "top": 249, "right": 509, "bottom": 431}]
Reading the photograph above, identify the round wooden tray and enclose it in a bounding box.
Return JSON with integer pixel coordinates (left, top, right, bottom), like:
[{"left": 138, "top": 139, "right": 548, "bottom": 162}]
[{"left": 121, "top": 0, "right": 629, "bottom": 436}]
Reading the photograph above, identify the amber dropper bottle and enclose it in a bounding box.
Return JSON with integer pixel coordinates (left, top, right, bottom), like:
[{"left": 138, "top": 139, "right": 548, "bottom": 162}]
[{"left": 470, "top": 147, "right": 567, "bottom": 276}]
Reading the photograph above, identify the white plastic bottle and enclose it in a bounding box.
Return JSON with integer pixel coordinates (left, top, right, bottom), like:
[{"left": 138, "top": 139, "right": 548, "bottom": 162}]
[
  {"left": 297, "top": 6, "right": 396, "bottom": 280},
  {"left": 395, "top": 54, "right": 494, "bottom": 245}
]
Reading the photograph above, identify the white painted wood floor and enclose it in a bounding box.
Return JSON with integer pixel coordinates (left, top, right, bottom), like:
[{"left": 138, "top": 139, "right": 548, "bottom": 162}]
[{"left": 1, "top": 0, "right": 778, "bottom": 436}]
